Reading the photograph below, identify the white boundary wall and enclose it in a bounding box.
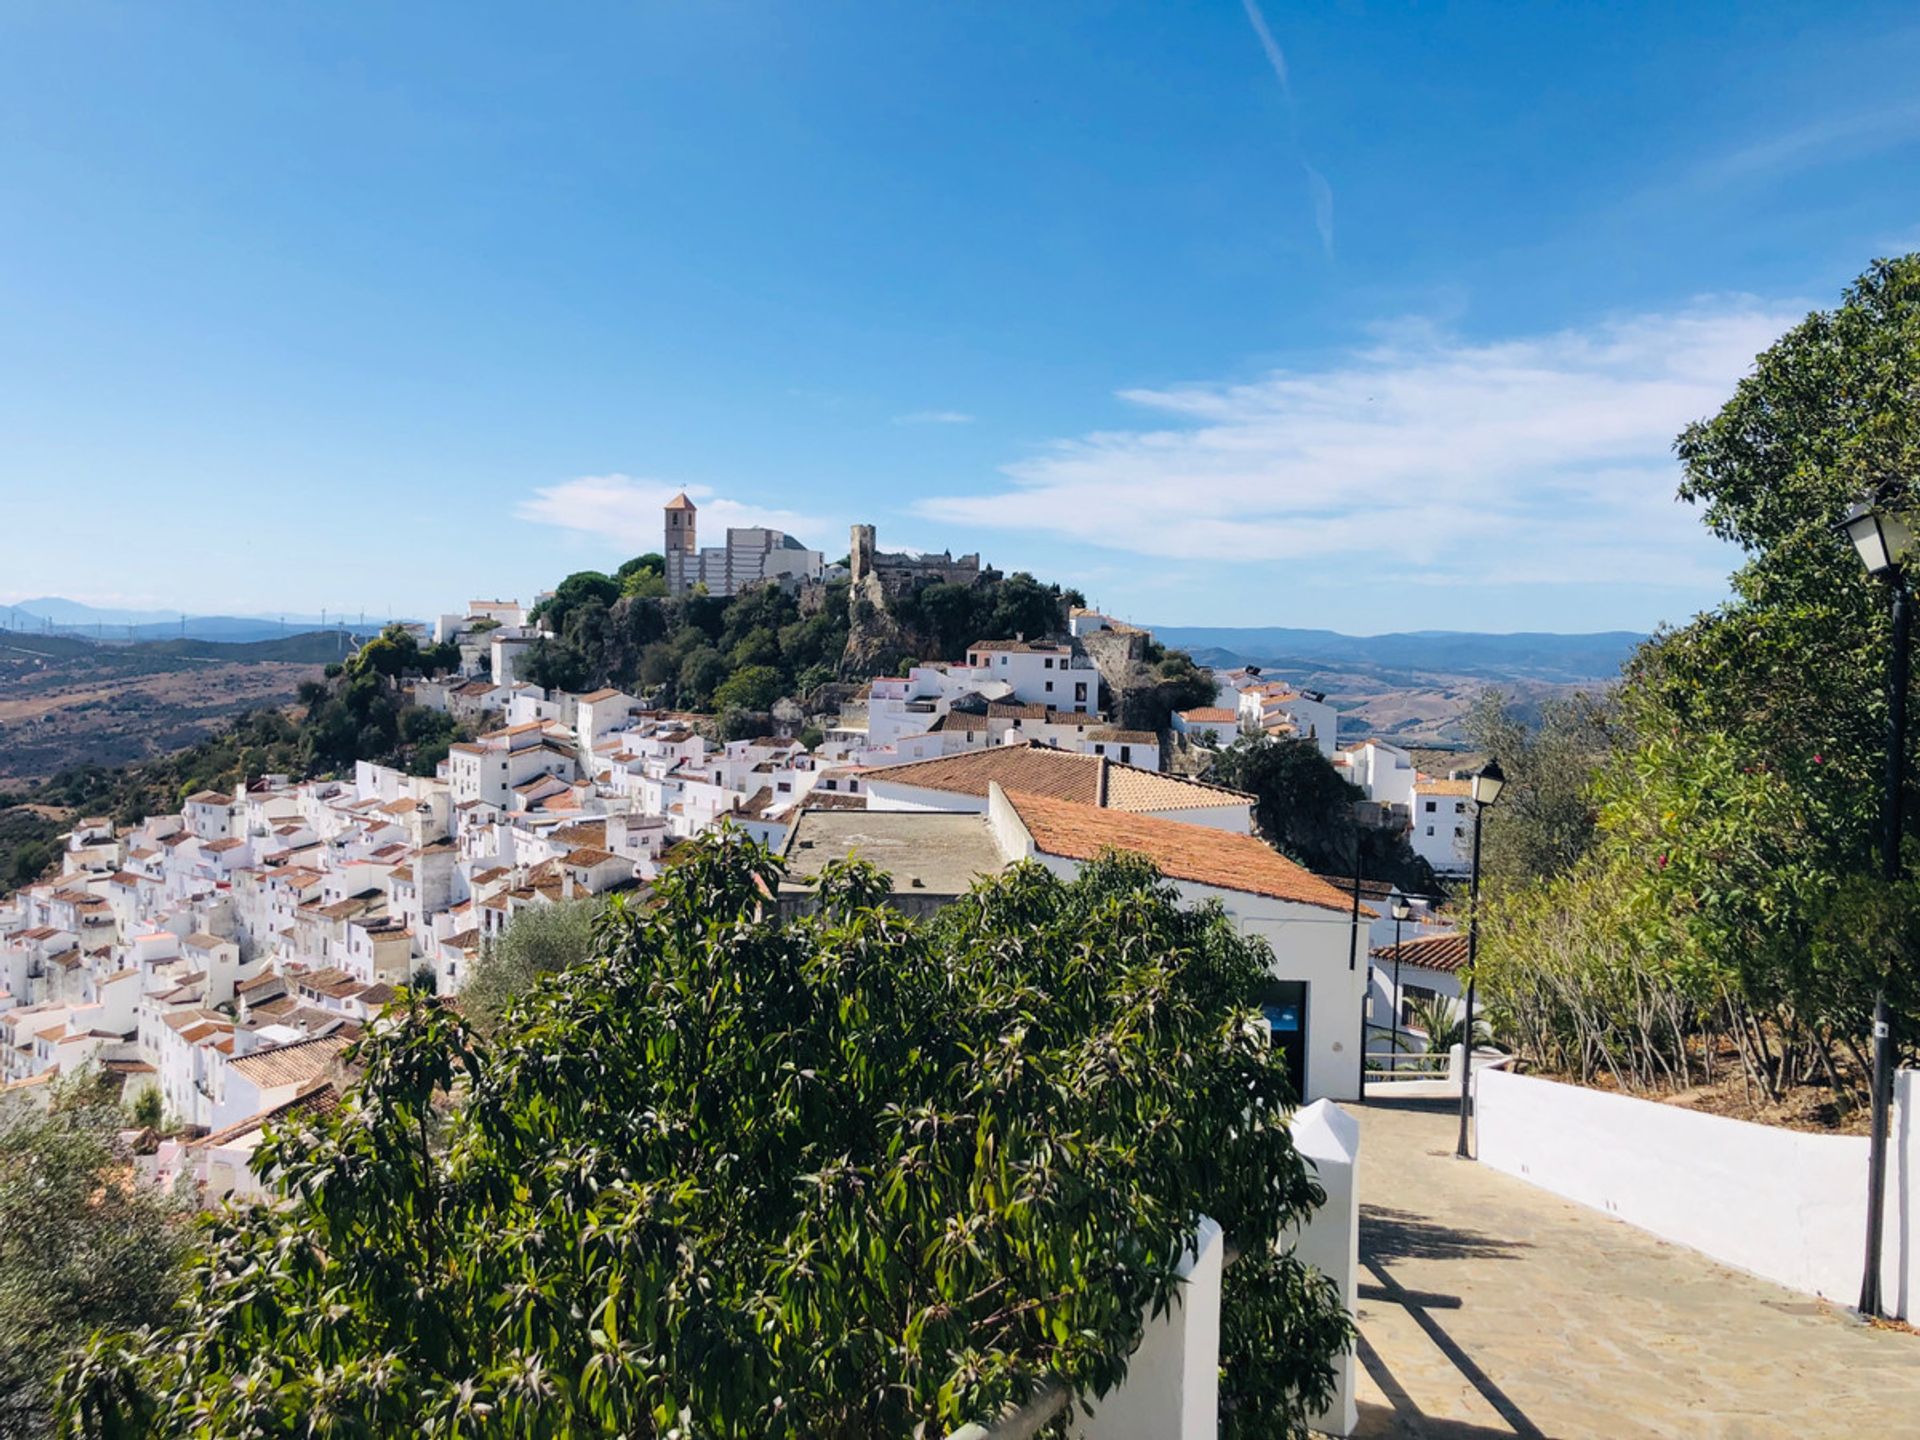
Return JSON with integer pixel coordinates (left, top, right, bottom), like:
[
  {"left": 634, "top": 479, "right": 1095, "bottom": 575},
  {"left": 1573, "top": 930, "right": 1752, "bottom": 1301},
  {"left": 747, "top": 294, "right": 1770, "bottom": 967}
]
[{"left": 1475, "top": 1068, "right": 1915, "bottom": 1316}]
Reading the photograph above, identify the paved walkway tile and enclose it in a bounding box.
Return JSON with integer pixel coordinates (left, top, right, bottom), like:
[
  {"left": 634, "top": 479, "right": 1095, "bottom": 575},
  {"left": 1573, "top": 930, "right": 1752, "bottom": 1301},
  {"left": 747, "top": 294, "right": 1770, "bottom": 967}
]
[{"left": 1340, "top": 1098, "right": 1920, "bottom": 1439}]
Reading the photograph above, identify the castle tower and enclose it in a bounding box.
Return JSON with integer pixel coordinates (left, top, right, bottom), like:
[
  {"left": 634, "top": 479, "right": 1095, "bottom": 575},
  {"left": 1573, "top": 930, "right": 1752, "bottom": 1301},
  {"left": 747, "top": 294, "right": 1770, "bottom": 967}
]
[
  {"left": 665, "top": 493, "right": 697, "bottom": 595},
  {"left": 849, "top": 523, "right": 876, "bottom": 588}
]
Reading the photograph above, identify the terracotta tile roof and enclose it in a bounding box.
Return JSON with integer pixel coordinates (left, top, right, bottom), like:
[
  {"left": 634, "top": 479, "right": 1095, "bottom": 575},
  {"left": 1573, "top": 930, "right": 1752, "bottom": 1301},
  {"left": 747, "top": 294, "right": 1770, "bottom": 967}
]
[
  {"left": 1003, "top": 789, "right": 1353, "bottom": 913},
  {"left": 1101, "top": 765, "right": 1250, "bottom": 813},
  {"left": 550, "top": 820, "right": 609, "bottom": 848},
  {"left": 576, "top": 687, "right": 625, "bottom": 703},
  {"left": 1088, "top": 729, "right": 1158, "bottom": 745},
  {"left": 190, "top": 1079, "right": 340, "bottom": 1149},
  {"left": 1180, "top": 707, "right": 1240, "bottom": 724},
  {"left": 227, "top": 1033, "right": 351, "bottom": 1089},
  {"left": 930, "top": 712, "right": 990, "bottom": 733},
  {"left": 562, "top": 847, "right": 620, "bottom": 868},
  {"left": 1415, "top": 778, "right": 1474, "bottom": 796},
  {"left": 868, "top": 744, "right": 1103, "bottom": 803},
  {"left": 1371, "top": 931, "right": 1471, "bottom": 973}
]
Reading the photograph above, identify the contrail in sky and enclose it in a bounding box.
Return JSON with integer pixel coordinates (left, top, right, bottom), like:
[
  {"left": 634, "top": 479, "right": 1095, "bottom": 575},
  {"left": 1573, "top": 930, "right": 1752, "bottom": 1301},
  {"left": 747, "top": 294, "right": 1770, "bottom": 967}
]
[{"left": 1240, "top": 0, "right": 1335, "bottom": 257}]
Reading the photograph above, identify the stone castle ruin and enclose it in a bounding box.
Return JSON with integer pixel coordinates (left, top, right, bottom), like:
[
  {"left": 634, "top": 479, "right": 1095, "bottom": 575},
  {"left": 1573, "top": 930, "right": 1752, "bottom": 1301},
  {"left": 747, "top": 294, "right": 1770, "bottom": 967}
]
[
  {"left": 847, "top": 524, "right": 992, "bottom": 599},
  {"left": 839, "top": 524, "right": 999, "bottom": 677}
]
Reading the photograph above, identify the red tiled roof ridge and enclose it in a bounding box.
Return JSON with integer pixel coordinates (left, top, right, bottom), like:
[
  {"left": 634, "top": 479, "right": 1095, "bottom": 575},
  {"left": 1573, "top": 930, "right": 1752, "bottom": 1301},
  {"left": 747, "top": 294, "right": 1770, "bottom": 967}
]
[{"left": 1002, "top": 788, "right": 1353, "bottom": 913}]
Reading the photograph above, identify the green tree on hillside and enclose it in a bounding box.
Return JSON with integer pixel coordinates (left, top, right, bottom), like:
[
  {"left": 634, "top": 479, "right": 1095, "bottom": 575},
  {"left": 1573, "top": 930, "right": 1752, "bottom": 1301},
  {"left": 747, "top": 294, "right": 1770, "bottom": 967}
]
[
  {"left": 1478, "top": 256, "right": 1920, "bottom": 1100},
  {"left": 617, "top": 552, "right": 667, "bottom": 599},
  {"left": 1207, "top": 737, "right": 1432, "bottom": 890},
  {"left": 61, "top": 836, "right": 1351, "bottom": 1439},
  {"left": 3, "top": 1075, "right": 186, "bottom": 1439},
  {"left": 456, "top": 899, "right": 603, "bottom": 1034},
  {"left": 712, "top": 663, "right": 783, "bottom": 712},
  {"left": 1462, "top": 690, "right": 1613, "bottom": 887}
]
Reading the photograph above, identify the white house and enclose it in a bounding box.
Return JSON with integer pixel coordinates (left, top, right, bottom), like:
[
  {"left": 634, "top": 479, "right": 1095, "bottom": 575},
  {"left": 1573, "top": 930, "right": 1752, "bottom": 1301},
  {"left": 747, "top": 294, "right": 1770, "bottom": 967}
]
[
  {"left": 1236, "top": 683, "right": 1340, "bottom": 758},
  {"left": 1367, "top": 931, "right": 1472, "bottom": 1053},
  {"left": 963, "top": 640, "right": 1100, "bottom": 714},
  {"left": 987, "top": 785, "right": 1364, "bottom": 1102},
  {"left": 1081, "top": 728, "right": 1160, "bottom": 772},
  {"left": 1334, "top": 739, "right": 1418, "bottom": 813},
  {"left": 1411, "top": 778, "right": 1475, "bottom": 874},
  {"left": 1173, "top": 707, "right": 1242, "bottom": 749},
  {"left": 211, "top": 1032, "right": 350, "bottom": 1132}
]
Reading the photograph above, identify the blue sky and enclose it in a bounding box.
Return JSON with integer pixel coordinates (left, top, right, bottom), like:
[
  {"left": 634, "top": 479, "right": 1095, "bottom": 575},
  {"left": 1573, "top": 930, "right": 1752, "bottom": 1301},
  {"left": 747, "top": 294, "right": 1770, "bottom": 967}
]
[{"left": 2, "top": 1, "right": 1918, "bottom": 634}]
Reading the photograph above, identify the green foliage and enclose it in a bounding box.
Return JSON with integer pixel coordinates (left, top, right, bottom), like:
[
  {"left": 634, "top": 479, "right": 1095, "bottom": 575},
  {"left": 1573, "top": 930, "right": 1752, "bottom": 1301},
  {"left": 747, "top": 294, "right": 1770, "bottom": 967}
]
[
  {"left": 1207, "top": 738, "right": 1432, "bottom": 891},
  {"left": 8, "top": 837, "right": 53, "bottom": 887},
  {"left": 129, "top": 1087, "right": 163, "bottom": 1131},
  {"left": 886, "top": 572, "right": 1073, "bottom": 661},
  {"left": 344, "top": 624, "right": 461, "bottom": 684},
  {"left": 1220, "top": 1246, "right": 1358, "bottom": 1440},
  {"left": 1462, "top": 690, "right": 1613, "bottom": 887},
  {"left": 798, "top": 725, "right": 825, "bottom": 751},
  {"left": 60, "top": 836, "right": 1349, "bottom": 1438},
  {"left": 1152, "top": 649, "right": 1219, "bottom": 715},
  {"left": 617, "top": 553, "right": 668, "bottom": 600},
  {"left": 531, "top": 571, "right": 622, "bottom": 634},
  {"left": 677, "top": 646, "right": 730, "bottom": 708},
  {"left": 2, "top": 1074, "right": 186, "bottom": 1439},
  {"left": 1403, "top": 994, "right": 1491, "bottom": 1052},
  {"left": 1479, "top": 256, "right": 1920, "bottom": 1103},
  {"left": 718, "top": 707, "right": 773, "bottom": 742},
  {"left": 455, "top": 899, "right": 603, "bottom": 1033},
  {"left": 711, "top": 664, "right": 782, "bottom": 713}
]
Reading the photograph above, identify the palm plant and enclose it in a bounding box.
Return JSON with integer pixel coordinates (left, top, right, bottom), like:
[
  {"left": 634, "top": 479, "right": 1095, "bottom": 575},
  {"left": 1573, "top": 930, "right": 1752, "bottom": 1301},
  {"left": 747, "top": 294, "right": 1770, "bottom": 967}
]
[{"left": 1406, "top": 994, "right": 1493, "bottom": 1051}]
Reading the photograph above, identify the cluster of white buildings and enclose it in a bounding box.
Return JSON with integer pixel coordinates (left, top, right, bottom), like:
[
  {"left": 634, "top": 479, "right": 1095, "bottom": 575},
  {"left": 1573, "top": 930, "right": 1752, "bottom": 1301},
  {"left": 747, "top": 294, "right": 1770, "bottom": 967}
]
[
  {"left": 1325, "top": 736, "right": 1486, "bottom": 877},
  {"left": 2, "top": 559, "right": 1487, "bottom": 1199},
  {"left": 0, "top": 588, "right": 1169, "bottom": 1180},
  {"left": 1172, "top": 666, "right": 1340, "bottom": 757}
]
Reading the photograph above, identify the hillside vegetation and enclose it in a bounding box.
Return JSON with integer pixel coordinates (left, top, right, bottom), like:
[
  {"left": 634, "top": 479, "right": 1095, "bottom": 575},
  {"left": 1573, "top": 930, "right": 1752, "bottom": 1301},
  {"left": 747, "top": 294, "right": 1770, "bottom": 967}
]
[{"left": 518, "top": 552, "right": 1093, "bottom": 715}]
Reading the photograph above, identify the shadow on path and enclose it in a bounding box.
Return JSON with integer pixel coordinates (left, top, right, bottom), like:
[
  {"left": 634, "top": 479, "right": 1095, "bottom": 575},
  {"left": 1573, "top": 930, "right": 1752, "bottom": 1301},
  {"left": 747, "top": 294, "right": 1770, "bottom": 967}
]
[{"left": 1362, "top": 1205, "right": 1532, "bottom": 1265}]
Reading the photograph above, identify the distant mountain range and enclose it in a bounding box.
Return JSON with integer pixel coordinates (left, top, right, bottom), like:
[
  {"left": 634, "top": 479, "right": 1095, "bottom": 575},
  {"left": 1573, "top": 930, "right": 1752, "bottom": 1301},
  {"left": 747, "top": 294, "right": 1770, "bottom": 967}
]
[
  {"left": 3, "top": 597, "right": 393, "bottom": 645},
  {"left": 1149, "top": 626, "right": 1644, "bottom": 686}
]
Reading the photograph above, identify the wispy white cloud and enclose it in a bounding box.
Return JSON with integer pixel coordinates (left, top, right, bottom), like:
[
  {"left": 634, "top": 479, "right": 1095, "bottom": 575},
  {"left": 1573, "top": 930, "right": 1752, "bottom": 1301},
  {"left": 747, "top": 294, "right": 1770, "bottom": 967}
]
[
  {"left": 1704, "top": 100, "right": 1920, "bottom": 185},
  {"left": 1240, "top": 0, "right": 1334, "bottom": 257},
  {"left": 1240, "top": 0, "right": 1293, "bottom": 96},
  {"left": 916, "top": 298, "right": 1805, "bottom": 590},
  {"left": 518, "top": 475, "right": 838, "bottom": 554},
  {"left": 1304, "top": 163, "right": 1334, "bottom": 257},
  {"left": 892, "top": 410, "right": 976, "bottom": 426}
]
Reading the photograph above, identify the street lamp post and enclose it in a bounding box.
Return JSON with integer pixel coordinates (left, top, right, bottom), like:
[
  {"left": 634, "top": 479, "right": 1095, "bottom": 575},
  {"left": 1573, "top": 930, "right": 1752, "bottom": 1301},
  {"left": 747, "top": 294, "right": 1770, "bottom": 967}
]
[
  {"left": 1837, "top": 497, "right": 1914, "bottom": 1317},
  {"left": 1388, "top": 896, "right": 1412, "bottom": 1068},
  {"left": 1455, "top": 759, "right": 1505, "bottom": 1160}
]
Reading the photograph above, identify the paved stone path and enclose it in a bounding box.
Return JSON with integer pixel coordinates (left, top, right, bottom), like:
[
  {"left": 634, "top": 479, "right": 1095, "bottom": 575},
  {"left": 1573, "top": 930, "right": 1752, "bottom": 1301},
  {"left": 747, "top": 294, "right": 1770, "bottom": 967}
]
[{"left": 1343, "top": 1098, "right": 1920, "bottom": 1439}]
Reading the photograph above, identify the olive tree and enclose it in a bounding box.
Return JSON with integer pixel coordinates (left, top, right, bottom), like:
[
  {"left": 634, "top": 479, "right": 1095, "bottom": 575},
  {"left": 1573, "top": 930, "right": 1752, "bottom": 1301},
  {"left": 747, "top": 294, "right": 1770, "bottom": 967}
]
[
  {"left": 1, "top": 1076, "right": 185, "bottom": 1439},
  {"left": 60, "top": 832, "right": 1349, "bottom": 1438}
]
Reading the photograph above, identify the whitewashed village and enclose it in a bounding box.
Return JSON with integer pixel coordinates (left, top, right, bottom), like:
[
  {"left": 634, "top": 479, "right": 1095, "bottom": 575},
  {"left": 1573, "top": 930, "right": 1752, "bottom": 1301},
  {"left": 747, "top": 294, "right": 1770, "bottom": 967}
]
[
  {"left": 12, "top": 8, "right": 1920, "bottom": 1423},
  {"left": 0, "top": 497, "right": 1483, "bottom": 1200}
]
